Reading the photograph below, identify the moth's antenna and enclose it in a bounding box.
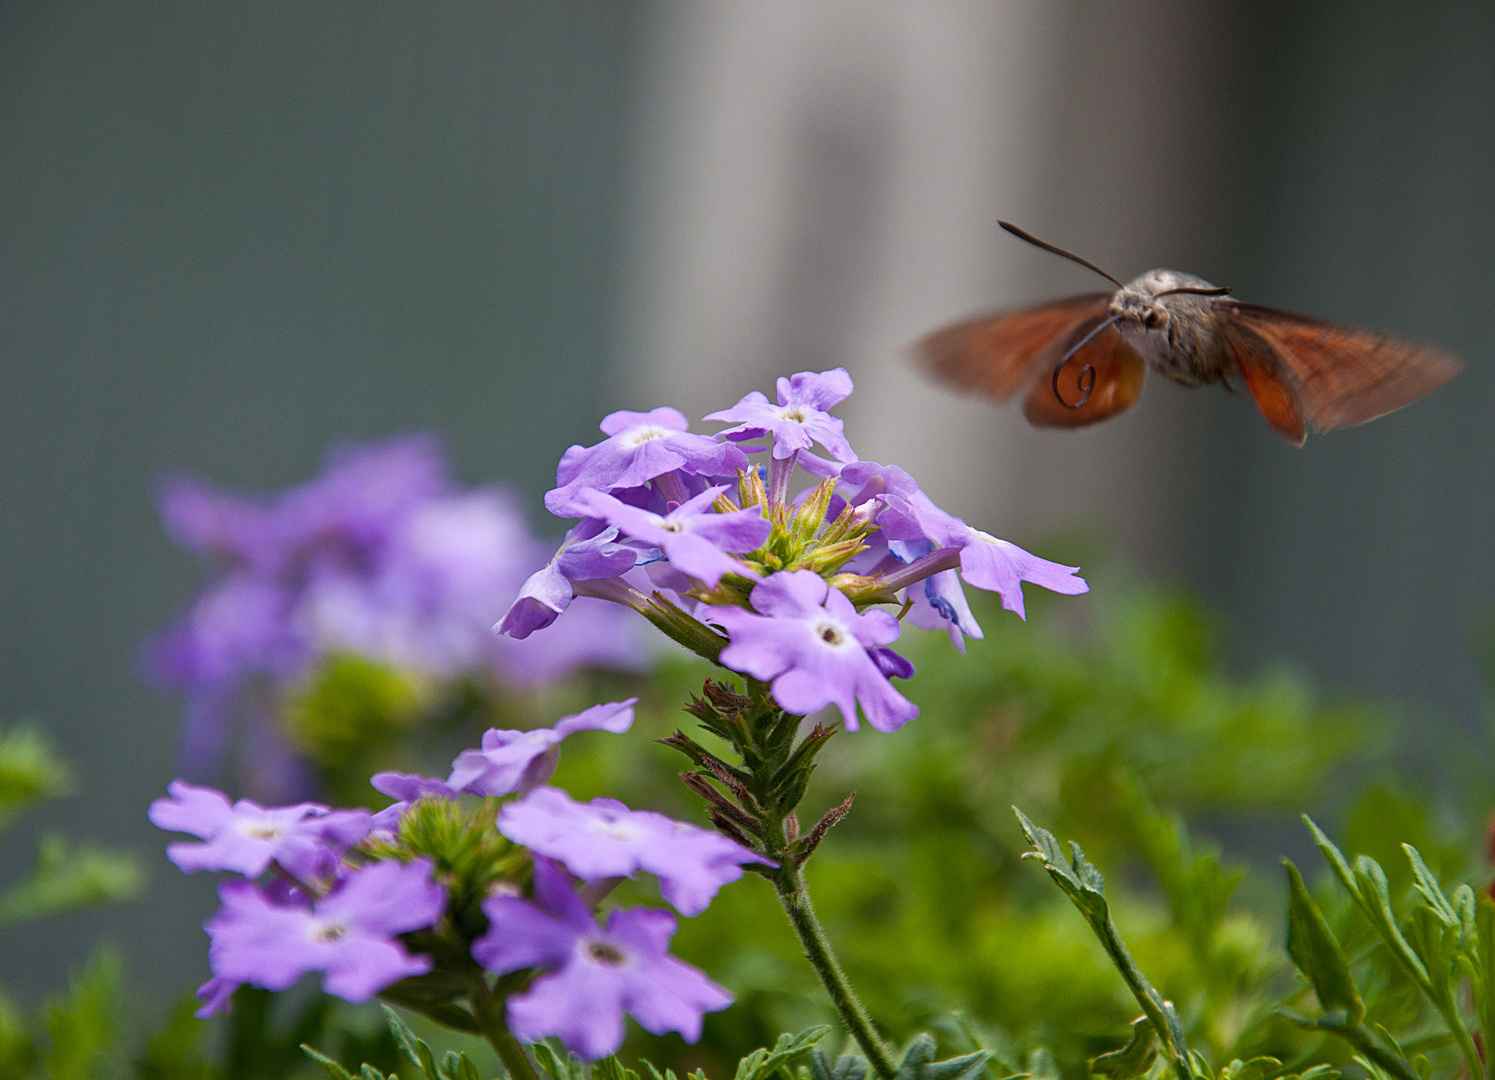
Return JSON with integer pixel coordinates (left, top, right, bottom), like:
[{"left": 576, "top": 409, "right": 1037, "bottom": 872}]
[{"left": 999, "top": 221, "right": 1124, "bottom": 289}]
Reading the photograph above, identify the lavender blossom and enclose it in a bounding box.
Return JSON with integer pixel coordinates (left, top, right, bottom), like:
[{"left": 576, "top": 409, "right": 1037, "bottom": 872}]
[
  {"left": 715, "top": 571, "right": 918, "bottom": 733},
  {"left": 149, "top": 780, "right": 371, "bottom": 880},
  {"left": 498, "top": 787, "right": 772, "bottom": 916},
  {"left": 445, "top": 700, "right": 637, "bottom": 797},
  {"left": 473, "top": 857, "right": 731, "bottom": 1059},
  {"left": 147, "top": 434, "right": 652, "bottom": 789},
  {"left": 545, "top": 408, "right": 749, "bottom": 518},
  {"left": 706, "top": 368, "right": 857, "bottom": 462},
  {"left": 205, "top": 858, "right": 445, "bottom": 1005},
  {"left": 577, "top": 486, "right": 771, "bottom": 587},
  {"left": 495, "top": 520, "right": 640, "bottom": 639}
]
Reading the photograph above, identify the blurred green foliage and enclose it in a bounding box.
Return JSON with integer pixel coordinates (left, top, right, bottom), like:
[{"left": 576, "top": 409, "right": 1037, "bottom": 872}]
[
  {"left": 545, "top": 577, "right": 1407, "bottom": 1077},
  {"left": 16, "top": 568, "right": 1493, "bottom": 1080}
]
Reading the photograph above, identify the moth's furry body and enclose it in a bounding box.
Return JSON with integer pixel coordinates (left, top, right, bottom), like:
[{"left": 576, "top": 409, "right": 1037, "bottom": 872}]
[
  {"left": 914, "top": 222, "right": 1462, "bottom": 445},
  {"left": 1108, "top": 270, "right": 1227, "bottom": 387}
]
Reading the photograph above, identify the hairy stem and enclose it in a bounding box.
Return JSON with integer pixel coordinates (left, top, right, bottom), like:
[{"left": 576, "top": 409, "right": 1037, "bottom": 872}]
[
  {"left": 471, "top": 981, "right": 542, "bottom": 1080},
  {"left": 763, "top": 814, "right": 896, "bottom": 1079}
]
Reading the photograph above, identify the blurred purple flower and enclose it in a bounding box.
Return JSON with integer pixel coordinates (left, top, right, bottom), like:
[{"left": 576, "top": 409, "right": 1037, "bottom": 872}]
[
  {"left": 577, "top": 486, "right": 770, "bottom": 587},
  {"left": 146, "top": 435, "right": 653, "bottom": 788},
  {"left": 498, "top": 787, "right": 771, "bottom": 916},
  {"left": 544, "top": 408, "right": 748, "bottom": 518},
  {"left": 148, "top": 780, "right": 370, "bottom": 880},
  {"left": 715, "top": 570, "right": 918, "bottom": 733},
  {"left": 205, "top": 859, "right": 444, "bottom": 1006},
  {"left": 472, "top": 857, "right": 730, "bottom": 1060},
  {"left": 445, "top": 699, "right": 636, "bottom": 797},
  {"left": 706, "top": 368, "right": 857, "bottom": 462}
]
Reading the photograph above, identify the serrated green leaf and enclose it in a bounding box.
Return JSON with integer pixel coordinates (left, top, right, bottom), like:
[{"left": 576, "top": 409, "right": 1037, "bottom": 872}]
[
  {"left": 598, "top": 1055, "right": 643, "bottom": 1080},
  {"left": 1090, "top": 1018, "right": 1158, "bottom": 1080},
  {"left": 641, "top": 1061, "right": 680, "bottom": 1080},
  {"left": 735, "top": 1027, "right": 831, "bottom": 1080},
  {"left": 41, "top": 948, "right": 121, "bottom": 1080},
  {"left": 382, "top": 1004, "right": 439, "bottom": 1079},
  {"left": 1303, "top": 816, "right": 1361, "bottom": 903},
  {"left": 1401, "top": 845, "right": 1458, "bottom": 928},
  {"left": 1217, "top": 1056, "right": 1280, "bottom": 1080},
  {"left": 1284, "top": 859, "right": 1364, "bottom": 1023},
  {"left": 532, "top": 1040, "right": 587, "bottom": 1080},
  {"left": 361, "top": 1065, "right": 391, "bottom": 1080},
  {"left": 301, "top": 1044, "right": 357, "bottom": 1080},
  {"left": 807, "top": 1048, "right": 869, "bottom": 1080}
]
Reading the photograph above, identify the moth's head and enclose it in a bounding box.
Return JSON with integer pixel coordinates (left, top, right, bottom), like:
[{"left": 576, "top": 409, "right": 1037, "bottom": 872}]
[{"left": 1111, "top": 269, "right": 1221, "bottom": 329}]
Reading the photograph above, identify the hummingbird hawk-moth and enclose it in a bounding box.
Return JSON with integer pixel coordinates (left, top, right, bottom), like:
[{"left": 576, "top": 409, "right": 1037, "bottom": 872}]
[{"left": 915, "top": 222, "right": 1463, "bottom": 444}]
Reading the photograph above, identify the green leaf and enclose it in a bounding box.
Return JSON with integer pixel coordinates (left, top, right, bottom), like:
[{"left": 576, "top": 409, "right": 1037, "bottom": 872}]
[
  {"left": 301, "top": 1043, "right": 358, "bottom": 1080},
  {"left": 597, "top": 1056, "right": 643, "bottom": 1080},
  {"left": 0, "top": 722, "right": 71, "bottom": 828},
  {"left": 1014, "top": 808, "right": 1194, "bottom": 1080},
  {"left": 734, "top": 1026, "right": 831, "bottom": 1080},
  {"left": 806, "top": 1048, "right": 869, "bottom": 1080},
  {"left": 1302, "top": 816, "right": 1361, "bottom": 904},
  {"left": 532, "top": 1040, "right": 587, "bottom": 1080},
  {"left": 135, "top": 995, "right": 214, "bottom": 1080},
  {"left": 382, "top": 1004, "right": 440, "bottom": 1080},
  {"left": 1284, "top": 859, "right": 1364, "bottom": 1023},
  {"left": 1217, "top": 1057, "right": 1280, "bottom": 1080},
  {"left": 41, "top": 948, "right": 122, "bottom": 1080},
  {"left": 641, "top": 1061, "right": 680, "bottom": 1080},
  {"left": 1401, "top": 845, "right": 1458, "bottom": 928},
  {"left": 1089, "top": 1018, "right": 1158, "bottom": 1080},
  {"left": 0, "top": 833, "right": 143, "bottom": 928}
]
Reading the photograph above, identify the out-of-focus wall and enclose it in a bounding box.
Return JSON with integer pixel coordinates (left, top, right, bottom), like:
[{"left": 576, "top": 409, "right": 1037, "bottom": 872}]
[
  {"left": 1201, "top": 3, "right": 1495, "bottom": 744},
  {"left": 0, "top": 1, "right": 641, "bottom": 998},
  {"left": 618, "top": 0, "right": 1240, "bottom": 573}
]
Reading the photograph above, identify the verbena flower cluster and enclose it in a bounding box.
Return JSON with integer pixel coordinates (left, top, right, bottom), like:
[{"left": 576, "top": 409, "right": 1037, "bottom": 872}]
[
  {"left": 500, "top": 368, "right": 1088, "bottom": 731},
  {"left": 145, "top": 434, "right": 651, "bottom": 795},
  {"left": 152, "top": 699, "right": 758, "bottom": 1058},
  {"left": 152, "top": 369, "right": 1092, "bottom": 1067}
]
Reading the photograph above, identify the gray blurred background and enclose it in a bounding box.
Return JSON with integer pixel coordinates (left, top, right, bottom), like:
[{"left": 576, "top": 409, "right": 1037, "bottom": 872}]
[{"left": 1, "top": 0, "right": 1491, "bottom": 1005}]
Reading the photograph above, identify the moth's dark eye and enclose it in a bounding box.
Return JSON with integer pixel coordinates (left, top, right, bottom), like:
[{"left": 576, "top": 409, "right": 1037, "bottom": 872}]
[{"left": 1145, "top": 307, "right": 1168, "bottom": 329}]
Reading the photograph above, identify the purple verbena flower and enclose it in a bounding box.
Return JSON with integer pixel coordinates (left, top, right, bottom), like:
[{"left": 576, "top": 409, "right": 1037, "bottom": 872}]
[
  {"left": 576, "top": 486, "right": 771, "bottom": 587},
  {"left": 149, "top": 780, "right": 371, "bottom": 879},
  {"left": 445, "top": 700, "right": 636, "bottom": 797},
  {"left": 841, "top": 461, "right": 1088, "bottom": 619},
  {"left": 472, "top": 857, "right": 731, "bottom": 1060},
  {"left": 205, "top": 858, "right": 445, "bottom": 1005},
  {"left": 705, "top": 368, "right": 857, "bottom": 462},
  {"left": 498, "top": 787, "right": 771, "bottom": 916},
  {"left": 545, "top": 408, "right": 748, "bottom": 518},
  {"left": 495, "top": 521, "right": 640, "bottom": 639},
  {"left": 148, "top": 434, "right": 653, "bottom": 793},
  {"left": 714, "top": 570, "right": 918, "bottom": 733}
]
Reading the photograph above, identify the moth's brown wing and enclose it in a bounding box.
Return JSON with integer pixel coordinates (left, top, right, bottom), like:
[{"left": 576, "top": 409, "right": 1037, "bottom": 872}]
[
  {"left": 1021, "top": 317, "right": 1146, "bottom": 428},
  {"left": 1222, "top": 322, "right": 1306, "bottom": 445},
  {"left": 1229, "top": 302, "right": 1463, "bottom": 431},
  {"left": 915, "top": 293, "right": 1114, "bottom": 402}
]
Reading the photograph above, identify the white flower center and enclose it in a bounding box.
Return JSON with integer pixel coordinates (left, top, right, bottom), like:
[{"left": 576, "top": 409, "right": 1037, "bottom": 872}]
[
  {"left": 311, "top": 919, "right": 348, "bottom": 943},
  {"left": 815, "top": 620, "right": 851, "bottom": 648},
  {"left": 660, "top": 519, "right": 683, "bottom": 533},
  {"left": 239, "top": 820, "right": 284, "bottom": 841},
  {"left": 590, "top": 818, "right": 644, "bottom": 844},
  {"left": 621, "top": 425, "right": 669, "bottom": 448},
  {"left": 581, "top": 936, "right": 628, "bottom": 968},
  {"left": 779, "top": 406, "right": 809, "bottom": 424}
]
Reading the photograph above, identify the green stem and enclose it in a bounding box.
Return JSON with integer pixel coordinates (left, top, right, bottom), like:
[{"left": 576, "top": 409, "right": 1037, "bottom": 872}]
[
  {"left": 471, "top": 981, "right": 542, "bottom": 1080},
  {"left": 765, "top": 818, "right": 896, "bottom": 1080}
]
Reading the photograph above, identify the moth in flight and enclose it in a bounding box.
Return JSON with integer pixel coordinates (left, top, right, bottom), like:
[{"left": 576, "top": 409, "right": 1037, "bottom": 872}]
[{"left": 915, "top": 222, "right": 1461, "bottom": 444}]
